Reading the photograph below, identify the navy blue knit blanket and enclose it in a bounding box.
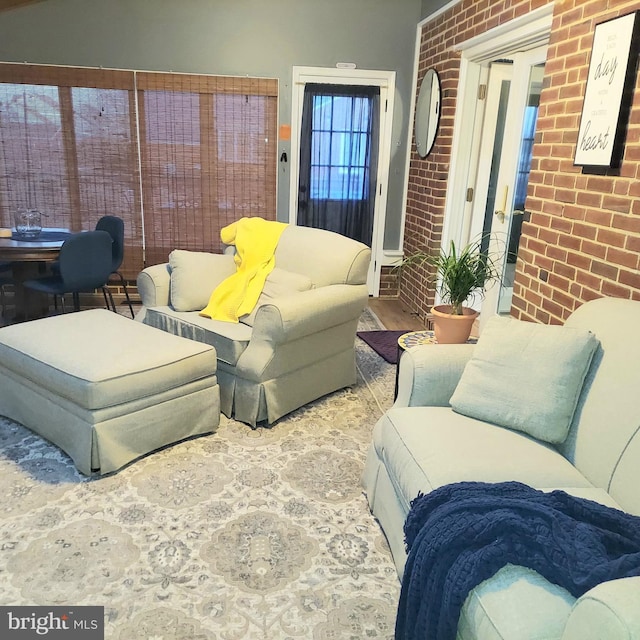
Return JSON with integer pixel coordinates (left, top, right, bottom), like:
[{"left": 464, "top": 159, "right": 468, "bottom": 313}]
[{"left": 395, "top": 481, "right": 640, "bottom": 640}]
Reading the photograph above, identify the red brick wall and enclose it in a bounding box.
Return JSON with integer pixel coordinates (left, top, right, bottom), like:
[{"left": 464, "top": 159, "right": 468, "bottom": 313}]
[
  {"left": 402, "top": 0, "right": 640, "bottom": 325},
  {"left": 378, "top": 265, "right": 400, "bottom": 298}
]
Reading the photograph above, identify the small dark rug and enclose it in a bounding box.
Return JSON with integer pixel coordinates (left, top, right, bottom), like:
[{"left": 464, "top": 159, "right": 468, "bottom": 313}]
[{"left": 357, "top": 330, "right": 410, "bottom": 364}]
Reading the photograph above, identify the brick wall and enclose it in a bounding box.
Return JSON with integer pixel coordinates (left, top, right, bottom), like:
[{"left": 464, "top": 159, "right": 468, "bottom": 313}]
[
  {"left": 378, "top": 265, "right": 400, "bottom": 298},
  {"left": 402, "top": 0, "right": 640, "bottom": 325}
]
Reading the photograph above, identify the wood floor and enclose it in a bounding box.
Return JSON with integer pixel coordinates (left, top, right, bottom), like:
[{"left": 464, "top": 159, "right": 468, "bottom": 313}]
[
  {"left": 368, "top": 297, "right": 427, "bottom": 331},
  {"left": 2, "top": 292, "right": 426, "bottom": 332},
  {"left": 369, "top": 298, "right": 483, "bottom": 338}
]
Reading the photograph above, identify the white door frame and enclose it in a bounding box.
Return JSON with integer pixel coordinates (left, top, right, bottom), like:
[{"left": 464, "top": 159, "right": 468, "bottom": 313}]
[
  {"left": 440, "top": 3, "right": 554, "bottom": 309},
  {"left": 289, "top": 66, "right": 396, "bottom": 294}
]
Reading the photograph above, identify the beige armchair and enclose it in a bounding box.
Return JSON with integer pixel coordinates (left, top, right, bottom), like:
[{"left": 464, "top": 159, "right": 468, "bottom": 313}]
[{"left": 136, "top": 224, "right": 371, "bottom": 427}]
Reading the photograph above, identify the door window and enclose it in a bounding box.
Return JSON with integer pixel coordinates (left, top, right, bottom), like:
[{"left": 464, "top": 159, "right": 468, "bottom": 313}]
[
  {"left": 309, "top": 94, "right": 372, "bottom": 200},
  {"left": 297, "top": 83, "right": 379, "bottom": 246},
  {"left": 496, "top": 62, "right": 544, "bottom": 313}
]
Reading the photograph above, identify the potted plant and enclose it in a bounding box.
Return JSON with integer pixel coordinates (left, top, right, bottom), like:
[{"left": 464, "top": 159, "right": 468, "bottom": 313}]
[{"left": 397, "top": 237, "right": 500, "bottom": 343}]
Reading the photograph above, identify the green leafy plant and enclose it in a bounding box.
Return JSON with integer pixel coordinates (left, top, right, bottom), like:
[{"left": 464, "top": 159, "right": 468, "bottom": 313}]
[{"left": 396, "top": 237, "right": 500, "bottom": 315}]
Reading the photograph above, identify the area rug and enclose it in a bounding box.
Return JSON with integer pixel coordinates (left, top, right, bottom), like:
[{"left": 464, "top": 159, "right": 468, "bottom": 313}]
[
  {"left": 357, "top": 330, "right": 411, "bottom": 364},
  {"left": 0, "top": 309, "right": 400, "bottom": 639}
]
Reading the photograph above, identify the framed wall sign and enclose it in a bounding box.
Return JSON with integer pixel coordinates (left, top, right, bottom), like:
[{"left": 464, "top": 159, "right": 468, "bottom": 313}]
[{"left": 574, "top": 11, "right": 640, "bottom": 168}]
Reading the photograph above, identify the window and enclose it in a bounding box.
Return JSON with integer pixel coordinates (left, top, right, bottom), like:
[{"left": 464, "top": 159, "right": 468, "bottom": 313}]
[
  {"left": 0, "top": 64, "right": 278, "bottom": 278},
  {"left": 513, "top": 105, "right": 538, "bottom": 208},
  {"left": 309, "top": 94, "right": 372, "bottom": 200}
]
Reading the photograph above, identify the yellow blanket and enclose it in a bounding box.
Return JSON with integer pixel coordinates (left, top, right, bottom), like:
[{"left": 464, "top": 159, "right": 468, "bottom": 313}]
[{"left": 200, "top": 217, "right": 288, "bottom": 322}]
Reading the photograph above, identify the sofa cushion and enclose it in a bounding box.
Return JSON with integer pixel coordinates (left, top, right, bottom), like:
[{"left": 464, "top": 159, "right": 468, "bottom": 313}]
[
  {"left": 450, "top": 316, "right": 599, "bottom": 444},
  {"left": 169, "top": 250, "right": 236, "bottom": 312},
  {"left": 144, "top": 307, "right": 251, "bottom": 366},
  {"left": 560, "top": 297, "right": 640, "bottom": 516},
  {"left": 240, "top": 267, "right": 313, "bottom": 326},
  {"left": 0, "top": 309, "right": 217, "bottom": 410},
  {"left": 373, "top": 406, "right": 594, "bottom": 514}
]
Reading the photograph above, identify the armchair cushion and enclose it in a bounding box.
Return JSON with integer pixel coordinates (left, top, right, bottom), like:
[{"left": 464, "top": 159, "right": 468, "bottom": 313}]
[
  {"left": 240, "top": 268, "right": 313, "bottom": 326},
  {"left": 168, "top": 250, "right": 235, "bottom": 312},
  {"left": 450, "top": 316, "right": 599, "bottom": 444}
]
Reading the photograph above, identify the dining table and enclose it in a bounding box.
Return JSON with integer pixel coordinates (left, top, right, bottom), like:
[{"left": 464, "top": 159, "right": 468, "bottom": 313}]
[{"left": 0, "top": 228, "right": 72, "bottom": 322}]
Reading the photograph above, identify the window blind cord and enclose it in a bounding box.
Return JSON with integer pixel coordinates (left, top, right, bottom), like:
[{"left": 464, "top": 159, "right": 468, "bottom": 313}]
[{"left": 132, "top": 71, "right": 146, "bottom": 265}]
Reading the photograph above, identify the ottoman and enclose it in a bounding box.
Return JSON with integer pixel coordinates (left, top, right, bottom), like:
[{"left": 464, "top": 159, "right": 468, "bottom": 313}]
[{"left": 0, "top": 309, "right": 220, "bottom": 475}]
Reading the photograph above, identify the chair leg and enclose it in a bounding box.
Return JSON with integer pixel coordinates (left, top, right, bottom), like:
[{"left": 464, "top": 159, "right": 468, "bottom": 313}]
[
  {"left": 103, "top": 287, "right": 117, "bottom": 313},
  {"left": 72, "top": 292, "right": 80, "bottom": 312},
  {"left": 102, "top": 287, "right": 110, "bottom": 311},
  {"left": 115, "top": 271, "right": 134, "bottom": 318}
]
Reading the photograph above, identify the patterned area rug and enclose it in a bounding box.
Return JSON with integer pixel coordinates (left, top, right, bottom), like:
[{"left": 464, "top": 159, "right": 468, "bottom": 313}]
[{"left": 0, "top": 309, "right": 400, "bottom": 639}]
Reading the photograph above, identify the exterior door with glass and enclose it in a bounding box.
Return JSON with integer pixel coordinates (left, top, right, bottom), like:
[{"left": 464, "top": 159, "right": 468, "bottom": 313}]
[
  {"left": 468, "top": 46, "right": 547, "bottom": 328},
  {"left": 289, "top": 67, "right": 395, "bottom": 295}
]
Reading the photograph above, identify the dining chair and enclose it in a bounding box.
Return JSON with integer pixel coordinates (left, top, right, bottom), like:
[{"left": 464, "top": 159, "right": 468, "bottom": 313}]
[
  {"left": 23, "top": 230, "right": 115, "bottom": 315},
  {"left": 96, "top": 215, "right": 134, "bottom": 318}
]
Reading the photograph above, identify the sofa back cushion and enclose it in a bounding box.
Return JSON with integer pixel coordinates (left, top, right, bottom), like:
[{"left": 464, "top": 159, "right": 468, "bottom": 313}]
[
  {"left": 274, "top": 225, "right": 370, "bottom": 287},
  {"left": 450, "top": 316, "right": 599, "bottom": 444},
  {"left": 559, "top": 297, "right": 640, "bottom": 516}
]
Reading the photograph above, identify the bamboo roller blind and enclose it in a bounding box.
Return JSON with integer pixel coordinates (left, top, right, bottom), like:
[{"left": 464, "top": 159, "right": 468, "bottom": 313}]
[{"left": 0, "top": 63, "right": 278, "bottom": 278}]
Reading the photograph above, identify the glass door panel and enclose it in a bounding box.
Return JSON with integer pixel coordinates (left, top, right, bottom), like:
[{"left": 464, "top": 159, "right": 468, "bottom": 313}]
[
  {"left": 467, "top": 63, "right": 512, "bottom": 249},
  {"left": 479, "top": 72, "right": 511, "bottom": 257},
  {"left": 497, "top": 62, "right": 545, "bottom": 313}
]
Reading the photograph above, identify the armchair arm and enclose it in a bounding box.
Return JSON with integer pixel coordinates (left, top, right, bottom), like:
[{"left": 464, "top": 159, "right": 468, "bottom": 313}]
[
  {"left": 251, "top": 284, "right": 368, "bottom": 343},
  {"left": 562, "top": 577, "right": 640, "bottom": 640},
  {"left": 137, "top": 263, "right": 171, "bottom": 308},
  {"left": 395, "top": 343, "right": 475, "bottom": 408},
  {"left": 235, "top": 284, "right": 368, "bottom": 381}
]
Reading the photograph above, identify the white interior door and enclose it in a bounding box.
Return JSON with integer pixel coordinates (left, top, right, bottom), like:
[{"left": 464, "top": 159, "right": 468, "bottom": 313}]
[{"left": 467, "top": 46, "right": 547, "bottom": 329}]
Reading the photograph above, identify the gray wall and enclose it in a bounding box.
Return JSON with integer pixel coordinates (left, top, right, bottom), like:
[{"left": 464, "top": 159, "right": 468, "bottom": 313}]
[
  {"left": 420, "top": 0, "right": 453, "bottom": 20},
  {"left": 0, "top": 0, "right": 421, "bottom": 249}
]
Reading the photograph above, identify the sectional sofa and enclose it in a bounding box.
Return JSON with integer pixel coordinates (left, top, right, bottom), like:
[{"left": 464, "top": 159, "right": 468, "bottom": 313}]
[{"left": 363, "top": 297, "right": 640, "bottom": 639}]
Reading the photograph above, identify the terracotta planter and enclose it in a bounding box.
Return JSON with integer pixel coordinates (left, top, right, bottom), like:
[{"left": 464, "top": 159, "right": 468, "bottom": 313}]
[{"left": 431, "top": 304, "right": 478, "bottom": 344}]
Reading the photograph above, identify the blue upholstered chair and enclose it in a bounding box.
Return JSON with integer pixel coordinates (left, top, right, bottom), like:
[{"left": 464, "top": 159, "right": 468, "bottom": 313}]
[
  {"left": 96, "top": 215, "right": 134, "bottom": 318},
  {"left": 23, "top": 230, "right": 115, "bottom": 315}
]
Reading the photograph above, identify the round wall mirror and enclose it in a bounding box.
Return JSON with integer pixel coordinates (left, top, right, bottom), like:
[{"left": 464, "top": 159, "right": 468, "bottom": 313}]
[{"left": 415, "top": 68, "right": 441, "bottom": 158}]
